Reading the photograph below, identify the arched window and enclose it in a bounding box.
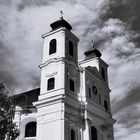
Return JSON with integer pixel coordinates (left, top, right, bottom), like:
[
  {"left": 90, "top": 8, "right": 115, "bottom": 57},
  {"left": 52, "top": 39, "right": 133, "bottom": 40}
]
[
  {"left": 49, "top": 39, "right": 56, "bottom": 55},
  {"left": 47, "top": 78, "right": 55, "bottom": 90},
  {"left": 104, "top": 100, "right": 108, "bottom": 111},
  {"left": 92, "top": 86, "right": 98, "bottom": 95},
  {"left": 25, "top": 122, "right": 37, "bottom": 137},
  {"left": 101, "top": 67, "right": 105, "bottom": 80},
  {"left": 69, "top": 79, "right": 75, "bottom": 92},
  {"left": 89, "top": 87, "right": 91, "bottom": 98},
  {"left": 99, "top": 94, "right": 101, "bottom": 104},
  {"left": 69, "top": 41, "right": 74, "bottom": 57},
  {"left": 71, "top": 129, "right": 75, "bottom": 140},
  {"left": 91, "top": 126, "right": 97, "bottom": 140}
]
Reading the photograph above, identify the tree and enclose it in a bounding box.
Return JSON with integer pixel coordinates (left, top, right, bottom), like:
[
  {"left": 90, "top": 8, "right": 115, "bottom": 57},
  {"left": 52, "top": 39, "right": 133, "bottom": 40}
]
[{"left": 0, "top": 82, "right": 19, "bottom": 140}]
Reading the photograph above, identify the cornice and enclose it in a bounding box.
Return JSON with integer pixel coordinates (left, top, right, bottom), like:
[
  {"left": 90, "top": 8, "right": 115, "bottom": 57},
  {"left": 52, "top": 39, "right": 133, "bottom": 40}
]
[
  {"left": 39, "top": 57, "right": 80, "bottom": 71},
  {"left": 84, "top": 108, "right": 115, "bottom": 124},
  {"left": 42, "top": 27, "right": 66, "bottom": 39},
  {"left": 33, "top": 94, "right": 65, "bottom": 108}
]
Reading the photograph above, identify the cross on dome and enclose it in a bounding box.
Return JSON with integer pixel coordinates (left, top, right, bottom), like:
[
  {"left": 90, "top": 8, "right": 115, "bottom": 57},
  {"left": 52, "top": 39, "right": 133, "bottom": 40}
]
[
  {"left": 91, "top": 40, "right": 95, "bottom": 48},
  {"left": 60, "top": 10, "right": 63, "bottom": 19},
  {"left": 50, "top": 11, "right": 72, "bottom": 31}
]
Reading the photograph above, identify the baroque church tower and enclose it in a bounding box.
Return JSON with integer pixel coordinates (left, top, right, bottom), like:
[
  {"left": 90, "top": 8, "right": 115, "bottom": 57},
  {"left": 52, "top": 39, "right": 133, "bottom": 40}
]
[{"left": 33, "top": 16, "right": 115, "bottom": 140}]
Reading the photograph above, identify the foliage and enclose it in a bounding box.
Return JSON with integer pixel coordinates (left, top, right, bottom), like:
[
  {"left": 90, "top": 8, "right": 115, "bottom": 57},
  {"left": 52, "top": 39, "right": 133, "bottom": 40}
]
[{"left": 0, "top": 82, "right": 19, "bottom": 140}]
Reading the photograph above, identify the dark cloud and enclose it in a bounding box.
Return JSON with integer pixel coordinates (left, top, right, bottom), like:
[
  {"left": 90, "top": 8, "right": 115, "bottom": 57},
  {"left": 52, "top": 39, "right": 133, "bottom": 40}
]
[
  {"left": 112, "top": 85, "right": 140, "bottom": 114},
  {"left": 0, "top": 0, "right": 110, "bottom": 93},
  {"left": 117, "top": 111, "right": 140, "bottom": 128},
  {"left": 0, "top": 0, "right": 140, "bottom": 139},
  {"left": 114, "top": 102, "right": 140, "bottom": 140},
  {"left": 106, "top": 0, "right": 140, "bottom": 43},
  {"left": 86, "top": 0, "right": 140, "bottom": 139},
  {"left": 106, "top": 0, "right": 132, "bottom": 22},
  {"left": 111, "top": 84, "right": 140, "bottom": 138}
]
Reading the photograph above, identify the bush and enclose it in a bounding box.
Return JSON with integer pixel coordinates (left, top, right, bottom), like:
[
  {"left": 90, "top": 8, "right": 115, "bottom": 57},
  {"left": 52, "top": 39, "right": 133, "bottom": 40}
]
[{"left": 0, "top": 83, "right": 19, "bottom": 140}]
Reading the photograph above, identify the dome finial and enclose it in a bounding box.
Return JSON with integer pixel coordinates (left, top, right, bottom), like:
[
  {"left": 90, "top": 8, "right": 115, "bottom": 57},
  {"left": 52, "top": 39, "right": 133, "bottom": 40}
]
[
  {"left": 60, "top": 10, "right": 63, "bottom": 19},
  {"left": 84, "top": 40, "right": 102, "bottom": 59},
  {"left": 91, "top": 40, "right": 95, "bottom": 48},
  {"left": 50, "top": 11, "right": 72, "bottom": 31}
]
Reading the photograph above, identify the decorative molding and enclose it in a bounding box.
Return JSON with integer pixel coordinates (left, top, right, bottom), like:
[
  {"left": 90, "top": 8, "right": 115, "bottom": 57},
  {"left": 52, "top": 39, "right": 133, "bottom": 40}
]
[
  {"left": 39, "top": 57, "right": 79, "bottom": 71},
  {"left": 45, "top": 72, "right": 58, "bottom": 78},
  {"left": 39, "top": 57, "right": 63, "bottom": 68},
  {"left": 42, "top": 27, "right": 66, "bottom": 39},
  {"left": 85, "top": 109, "right": 109, "bottom": 122}
]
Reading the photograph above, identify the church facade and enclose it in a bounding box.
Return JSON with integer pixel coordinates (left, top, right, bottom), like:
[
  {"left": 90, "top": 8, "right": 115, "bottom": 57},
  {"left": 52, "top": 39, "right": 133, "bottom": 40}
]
[{"left": 14, "top": 17, "right": 115, "bottom": 140}]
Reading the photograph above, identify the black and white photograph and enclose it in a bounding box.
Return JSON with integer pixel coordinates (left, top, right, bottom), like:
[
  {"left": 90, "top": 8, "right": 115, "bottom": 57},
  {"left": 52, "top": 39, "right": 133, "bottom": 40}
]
[{"left": 0, "top": 0, "right": 140, "bottom": 140}]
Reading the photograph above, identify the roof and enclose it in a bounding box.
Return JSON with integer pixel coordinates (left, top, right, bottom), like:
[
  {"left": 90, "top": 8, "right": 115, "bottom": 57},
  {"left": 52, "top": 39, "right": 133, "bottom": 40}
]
[
  {"left": 50, "top": 17, "right": 72, "bottom": 31},
  {"left": 12, "top": 88, "right": 40, "bottom": 107},
  {"left": 84, "top": 48, "right": 102, "bottom": 60}
]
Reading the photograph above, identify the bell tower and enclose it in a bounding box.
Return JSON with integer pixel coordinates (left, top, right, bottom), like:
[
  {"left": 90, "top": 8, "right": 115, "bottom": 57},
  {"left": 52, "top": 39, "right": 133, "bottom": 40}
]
[
  {"left": 39, "top": 16, "right": 79, "bottom": 98},
  {"left": 34, "top": 16, "right": 80, "bottom": 140},
  {"left": 79, "top": 42, "right": 115, "bottom": 140}
]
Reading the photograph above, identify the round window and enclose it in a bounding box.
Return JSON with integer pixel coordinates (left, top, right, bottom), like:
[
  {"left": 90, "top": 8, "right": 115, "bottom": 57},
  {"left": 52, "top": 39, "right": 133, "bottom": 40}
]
[{"left": 92, "top": 86, "right": 98, "bottom": 95}]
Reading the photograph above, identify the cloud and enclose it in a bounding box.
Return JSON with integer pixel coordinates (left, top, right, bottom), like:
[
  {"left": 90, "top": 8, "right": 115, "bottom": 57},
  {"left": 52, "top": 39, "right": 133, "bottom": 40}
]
[
  {"left": 100, "top": 1, "right": 140, "bottom": 139},
  {"left": 0, "top": 0, "right": 110, "bottom": 93},
  {"left": 0, "top": 0, "right": 140, "bottom": 139},
  {"left": 114, "top": 103, "right": 140, "bottom": 140}
]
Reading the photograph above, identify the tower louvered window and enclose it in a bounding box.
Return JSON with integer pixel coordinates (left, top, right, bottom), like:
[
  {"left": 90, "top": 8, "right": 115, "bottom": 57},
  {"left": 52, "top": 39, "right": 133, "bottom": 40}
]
[
  {"left": 47, "top": 78, "right": 55, "bottom": 90},
  {"left": 71, "top": 129, "right": 75, "bottom": 140},
  {"left": 69, "top": 41, "right": 74, "bottom": 57},
  {"left": 104, "top": 100, "right": 108, "bottom": 111},
  {"left": 101, "top": 67, "right": 105, "bottom": 80},
  {"left": 49, "top": 39, "right": 56, "bottom": 55},
  {"left": 69, "top": 79, "right": 75, "bottom": 92}
]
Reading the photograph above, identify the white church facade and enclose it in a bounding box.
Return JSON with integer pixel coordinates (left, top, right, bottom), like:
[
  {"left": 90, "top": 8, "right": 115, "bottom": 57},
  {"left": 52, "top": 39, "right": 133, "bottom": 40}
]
[{"left": 14, "top": 17, "right": 115, "bottom": 140}]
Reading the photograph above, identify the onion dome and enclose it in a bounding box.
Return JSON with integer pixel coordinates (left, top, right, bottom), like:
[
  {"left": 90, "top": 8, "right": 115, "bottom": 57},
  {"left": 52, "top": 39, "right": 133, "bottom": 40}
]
[
  {"left": 50, "top": 17, "right": 72, "bottom": 31},
  {"left": 84, "top": 41, "right": 102, "bottom": 60}
]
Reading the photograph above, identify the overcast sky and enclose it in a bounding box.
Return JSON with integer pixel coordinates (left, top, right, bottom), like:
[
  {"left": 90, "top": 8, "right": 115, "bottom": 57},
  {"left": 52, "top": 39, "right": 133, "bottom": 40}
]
[{"left": 0, "top": 0, "right": 140, "bottom": 140}]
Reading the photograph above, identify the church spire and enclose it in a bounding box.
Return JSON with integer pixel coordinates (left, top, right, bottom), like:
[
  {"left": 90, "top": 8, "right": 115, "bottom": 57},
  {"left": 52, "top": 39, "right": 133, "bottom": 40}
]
[
  {"left": 84, "top": 40, "right": 102, "bottom": 60},
  {"left": 50, "top": 11, "right": 72, "bottom": 31}
]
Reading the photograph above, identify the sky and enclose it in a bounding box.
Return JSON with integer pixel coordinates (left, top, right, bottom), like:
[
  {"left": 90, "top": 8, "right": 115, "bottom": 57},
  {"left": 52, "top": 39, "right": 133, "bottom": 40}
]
[{"left": 0, "top": 0, "right": 140, "bottom": 139}]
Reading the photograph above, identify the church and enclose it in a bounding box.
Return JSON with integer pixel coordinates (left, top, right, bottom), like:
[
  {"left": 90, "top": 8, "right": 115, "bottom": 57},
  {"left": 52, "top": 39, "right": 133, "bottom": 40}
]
[{"left": 13, "top": 16, "right": 115, "bottom": 140}]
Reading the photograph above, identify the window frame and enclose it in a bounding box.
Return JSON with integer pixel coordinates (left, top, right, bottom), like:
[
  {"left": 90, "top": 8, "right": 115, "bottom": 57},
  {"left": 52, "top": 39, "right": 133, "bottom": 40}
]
[
  {"left": 99, "top": 94, "right": 101, "bottom": 104},
  {"left": 104, "top": 100, "right": 108, "bottom": 111},
  {"left": 101, "top": 67, "right": 105, "bottom": 81},
  {"left": 47, "top": 77, "right": 55, "bottom": 91},
  {"left": 71, "top": 129, "right": 76, "bottom": 140},
  {"left": 88, "top": 87, "right": 91, "bottom": 98},
  {"left": 91, "top": 126, "right": 98, "bottom": 140},
  {"left": 68, "top": 41, "right": 74, "bottom": 57},
  {"left": 49, "top": 39, "right": 57, "bottom": 55},
  {"left": 25, "top": 122, "right": 37, "bottom": 138},
  {"left": 92, "top": 85, "right": 98, "bottom": 95},
  {"left": 69, "top": 78, "right": 75, "bottom": 92}
]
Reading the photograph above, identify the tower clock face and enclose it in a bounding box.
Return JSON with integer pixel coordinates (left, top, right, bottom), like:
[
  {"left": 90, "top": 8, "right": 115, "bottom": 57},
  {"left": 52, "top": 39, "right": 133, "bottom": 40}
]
[{"left": 92, "top": 86, "right": 98, "bottom": 95}]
